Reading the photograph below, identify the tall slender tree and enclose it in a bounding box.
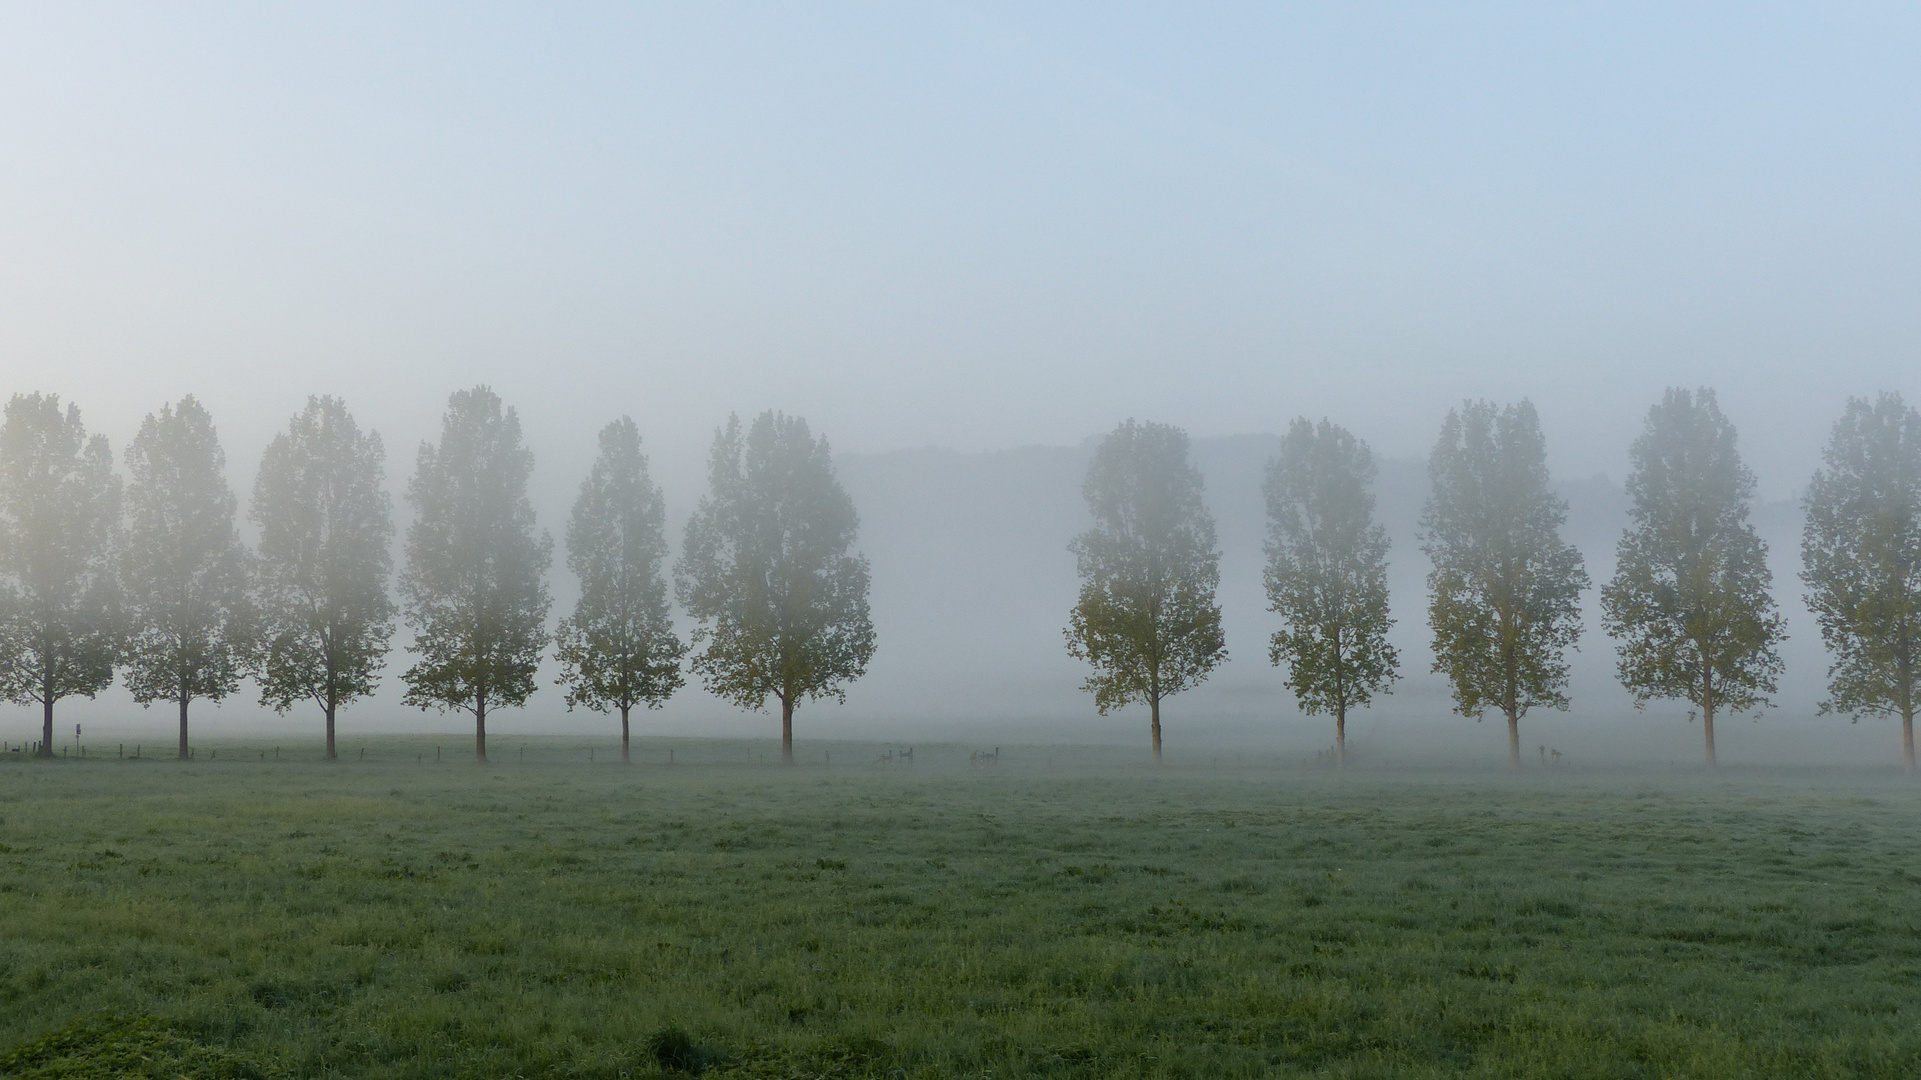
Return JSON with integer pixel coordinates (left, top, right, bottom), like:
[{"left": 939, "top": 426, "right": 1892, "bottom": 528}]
[
  {"left": 121, "top": 396, "right": 252, "bottom": 759},
  {"left": 1264, "top": 417, "right": 1398, "bottom": 769},
  {"left": 1802, "top": 392, "right": 1921, "bottom": 772},
  {"left": 399, "top": 387, "right": 552, "bottom": 763},
  {"left": 250, "top": 396, "right": 396, "bottom": 761},
  {"left": 1065, "top": 419, "right": 1227, "bottom": 765},
  {"left": 555, "top": 417, "right": 685, "bottom": 762},
  {"left": 1423, "top": 399, "right": 1587, "bottom": 767},
  {"left": 676, "top": 411, "right": 874, "bottom": 764},
  {"left": 0, "top": 394, "right": 121, "bottom": 758},
  {"left": 1602, "top": 388, "right": 1783, "bottom": 767}
]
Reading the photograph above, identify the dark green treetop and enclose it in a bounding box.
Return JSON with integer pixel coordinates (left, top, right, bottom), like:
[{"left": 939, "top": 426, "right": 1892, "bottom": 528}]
[
  {"left": 1601, "top": 387, "right": 1782, "bottom": 766},
  {"left": 676, "top": 411, "right": 874, "bottom": 763},
  {"left": 0, "top": 393, "right": 122, "bottom": 758},
  {"left": 1802, "top": 391, "right": 1921, "bottom": 770},
  {"left": 398, "top": 386, "right": 552, "bottom": 763},
  {"left": 1065, "top": 419, "right": 1226, "bottom": 765},
  {"left": 250, "top": 395, "right": 395, "bottom": 761},
  {"left": 120, "top": 396, "right": 253, "bottom": 759},
  {"left": 1422, "top": 399, "right": 1587, "bottom": 767},
  {"left": 555, "top": 417, "right": 686, "bottom": 761},
  {"left": 1264, "top": 417, "right": 1398, "bottom": 768}
]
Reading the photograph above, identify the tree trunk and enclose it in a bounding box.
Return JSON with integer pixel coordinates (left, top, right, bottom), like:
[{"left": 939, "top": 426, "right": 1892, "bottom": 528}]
[
  {"left": 1702, "top": 674, "right": 1717, "bottom": 768},
  {"left": 1506, "top": 709, "right": 1520, "bottom": 769},
  {"left": 1150, "top": 695, "right": 1162, "bottom": 767},
  {"left": 1335, "top": 705, "right": 1346, "bottom": 771},
  {"left": 780, "top": 695, "right": 795, "bottom": 763},
  {"left": 620, "top": 704, "right": 631, "bottom": 764},
  {"left": 40, "top": 698, "right": 53, "bottom": 759},
  {"left": 324, "top": 685, "right": 338, "bottom": 762},
  {"left": 475, "top": 696, "right": 488, "bottom": 764},
  {"left": 177, "top": 696, "right": 190, "bottom": 761},
  {"left": 1903, "top": 705, "right": 1914, "bottom": 774}
]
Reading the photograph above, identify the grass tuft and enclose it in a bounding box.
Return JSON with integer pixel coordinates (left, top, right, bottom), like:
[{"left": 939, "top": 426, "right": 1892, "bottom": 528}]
[{"left": 0, "top": 1015, "right": 281, "bottom": 1079}]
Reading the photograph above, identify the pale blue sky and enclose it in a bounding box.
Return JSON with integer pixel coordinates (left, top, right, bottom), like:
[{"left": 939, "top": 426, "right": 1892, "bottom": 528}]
[{"left": 3, "top": 3, "right": 1917, "bottom": 499}]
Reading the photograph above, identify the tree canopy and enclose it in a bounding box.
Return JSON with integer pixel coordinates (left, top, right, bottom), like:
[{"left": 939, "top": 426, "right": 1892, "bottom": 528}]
[
  {"left": 120, "top": 396, "right": 253, "bottom": 759},
  {"left": 1264, "top": 417, "right": 1398, "bottom": 768},
  {"left": 399, "top": 386, "right": 552, "bottom": 763},
  {"left": 676, "top": 411, "right": 874, "bottom": 763},
  {"left": 1601, "top": 387, "right": 1782, "bottom": 766},
  {"left": 0, "top": 393, "right": 122, "bottom": 757},
  {"left": 1423, "top": 399, "right": 1587, "bottom": 767},
  {"left": 1065, "top": 419, "right": 1227, "bottom": 764},
  {"left": 555, "top": 417, "right": 685, "bottom": 761},
  {"left": 1802, "top": 392, "right": 1921, "bottom": 770},
  {"left": 250, "top": 395, "right": 395, "bottom": 761}
]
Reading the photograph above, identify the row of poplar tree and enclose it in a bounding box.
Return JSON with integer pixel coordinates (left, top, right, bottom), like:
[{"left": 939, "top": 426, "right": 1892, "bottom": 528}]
[
  {"left": 1063, "top": 389, "right": 1921, "bottom": 771},
  {"left": 0, "top": 388, "right": 874, "bottom": 764}
]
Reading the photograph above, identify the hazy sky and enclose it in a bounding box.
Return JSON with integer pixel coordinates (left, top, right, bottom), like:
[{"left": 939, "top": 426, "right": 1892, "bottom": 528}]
[{"left": 4, "top": 3, "right": 1918, "bottom": 498}]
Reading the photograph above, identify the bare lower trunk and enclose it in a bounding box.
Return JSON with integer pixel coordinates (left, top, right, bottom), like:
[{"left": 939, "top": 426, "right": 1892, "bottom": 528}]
[
  {"left": 1150, "top": 695, "right": 1162, "bottom": 767},
  {"left": 1335, "top": 706, "right": 1346, "bottom": 771},
  {"left": 780, "top": 695, "right": 794, "bottom": 764},
  {"left": 1506, "top": 710, "right": 1520, "bottom": 769},
  {"left": 324, "top": 685, "right": 338, "bottom": 762},
  {"left": 40, "top": 698, "right": 53, "bottom": 759},
  {"left": 1702, "top": 675, "right": 1717, "bottom": 768},
  {"left": 475, "top": 697, "right": 488, "bottom": 764},
  {"left": 620, "top": 704, "right": 631, "bottom": 763},
  {"left": 178, "top": 697, "right": 190, "bottom": 760},
  {"left": 1903, "top": 706, "right": 1914, "bottom": 774}
]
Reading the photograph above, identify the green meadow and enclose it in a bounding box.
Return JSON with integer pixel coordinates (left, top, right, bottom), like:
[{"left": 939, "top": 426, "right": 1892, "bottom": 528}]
[{"left": 1, "top": 738, "right": 1918, "bottom": 1078}]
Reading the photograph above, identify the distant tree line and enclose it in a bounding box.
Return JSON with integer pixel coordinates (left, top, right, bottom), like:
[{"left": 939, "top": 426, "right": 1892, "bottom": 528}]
[
  {"left": 2, "top": 384, "right": 1918, "bottom": 772},
  {"left": 1064, "top": 389, "right": 1921, "bottom": 771},
  {"left": 0, "top": 388, "right": 873, "bottom": 763}
]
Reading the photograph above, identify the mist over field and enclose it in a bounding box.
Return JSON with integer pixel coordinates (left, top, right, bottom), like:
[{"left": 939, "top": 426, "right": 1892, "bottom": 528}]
[
  {"left": 5, "top": 5, "right": 1918, "bottom": 770},
  {"left": 11, "top": 11, "right": 1921, "bottom": 1075},
  {"left": 5, "top": 421, "right": 1875, "bottom": 769}
]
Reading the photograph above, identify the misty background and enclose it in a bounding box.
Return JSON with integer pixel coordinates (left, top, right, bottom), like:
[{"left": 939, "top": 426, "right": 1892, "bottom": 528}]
[{"left": 3, "top": 5, "right": 1917, "bottom": 765}]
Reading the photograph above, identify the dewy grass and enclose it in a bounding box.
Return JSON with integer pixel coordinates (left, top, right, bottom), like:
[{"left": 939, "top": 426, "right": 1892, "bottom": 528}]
[{"left": 1, "top": 738, "right": 1919, "bottom": 1078}]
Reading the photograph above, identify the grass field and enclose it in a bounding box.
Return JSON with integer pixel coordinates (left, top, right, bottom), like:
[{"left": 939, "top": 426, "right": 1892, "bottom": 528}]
[{"left": 1, "top": 737, "right": 1918, "bottom": 1078}]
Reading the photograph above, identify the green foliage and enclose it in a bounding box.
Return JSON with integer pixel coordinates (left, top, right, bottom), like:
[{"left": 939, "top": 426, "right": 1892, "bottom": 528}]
[
  {"left": 676, "top": 412, "right": 874, "bottom": 722},
  {"left": 555, "top": 418, "right": 685, "bottom": 722},
  {"left": 0, "top": 395, "right": 121, "bottom": 744},
  {"left": 1602, "top": 388, "right": 1783, "bottom": 729},
  {"left": 3, "top": 749, "right": 1921, "bottom": 1078},
  {"left": 1803, "top": 393, "right": 1921, "bottom": 736},
  {"left": 119, "top": 397, "right": 252, "bottom": 729},
  {"left": 1422, "top": 400, "right": 1587, "bottom": 728},
  {"left": 1065, "top": 420, "right": 1226, "bottom": 725},
  {"left": 1263, "top": 417, "right": 1398, "bottom": 730},
  {"left": 398, "top": 387, "right": 553, "bottom": 743},
  {"left": 249, "top": 396, "right": 394, "bottom": 751},
  {"left": 0, "top": 1015, "right": 280, "bottom": 1079}
]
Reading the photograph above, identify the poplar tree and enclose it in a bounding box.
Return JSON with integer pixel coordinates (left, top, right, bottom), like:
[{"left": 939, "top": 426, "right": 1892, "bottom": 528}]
[
  {"left": 1601, "top": 388, "right": 1783, "bottom": 767},
  {"left": 1802, "top": 392, "right": 1921, "bottom": 771},
  {"left": 1065, "top": 419, "right": 1227, "bottom": 765},
  {"left": 1423, "top": 399, "right": 1587, "bottom": 767},
  {"left": 399, "top": 387, "right": 552, "bottom": 763},
  {"left": 1264, "top": 417, "right": 1398, "bottom": 769},
  {"left": 121, "top": 396, "right": 253, "bottom": 759},
  {"left": 555, "top": 417, "right": 685, "bottom": 762},
  {"left": 250, "top": 396, "right": 395, "bottom": 761},
  {"left": 676, "top": 411, "right": 874, "bottom": 763},
  {"left": 0, "top": 394, "right": 121, "bottom": 758}
]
